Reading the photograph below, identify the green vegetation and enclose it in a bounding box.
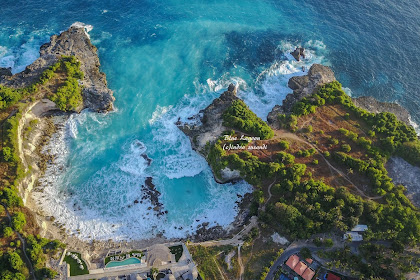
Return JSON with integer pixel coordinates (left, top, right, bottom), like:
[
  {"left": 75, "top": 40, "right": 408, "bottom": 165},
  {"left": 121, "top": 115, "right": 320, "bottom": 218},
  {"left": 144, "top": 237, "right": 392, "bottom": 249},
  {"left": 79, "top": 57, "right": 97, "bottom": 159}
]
[
  {"left": 289, "top": 81, "right": 419, "bottom": 164},
  {"left": 0, "top": 56, "right": 82, "bottom": 280},
  {"left": 0, "top": 56, "right": 83, "bottom": 112},
  {"left": 209, "top": 81, "right": 419, "bottom": 248},
  {"left": 64, "top": 252, "right": 89, "bottom": 276},
  {"left": 318, "top": 243, "right": 420, "bottom": 280},
  {"left": 49, "top": 56, "right": 84, "bottom": 111},
  {"left": 11, "top": 212, "right": 26, "bottom": 232},
  {"left": 223, "top": 100, "right": 274, "bottom": 139},
  {"left": 313, "top": 237, "right": 333, "bottom": 247},
  {"left": 187, "top": 245, "right": 220, "bottom": 280},
  {"left": 278, "top": 140, "right": 289, "bottom": 150},
  {"left": 0, "top": 251, "right": 26, "bottom": 280},
  {"left": 169, "top": 245, "right": 183, "bottom": 262}
]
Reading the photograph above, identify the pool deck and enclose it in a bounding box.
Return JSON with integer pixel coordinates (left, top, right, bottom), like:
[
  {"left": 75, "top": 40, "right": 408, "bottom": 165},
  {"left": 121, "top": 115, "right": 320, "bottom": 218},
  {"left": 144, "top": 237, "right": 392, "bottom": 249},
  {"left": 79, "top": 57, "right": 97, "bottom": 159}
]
[{"left": 67, "top": 242, "right": 196, "bottom": 280}]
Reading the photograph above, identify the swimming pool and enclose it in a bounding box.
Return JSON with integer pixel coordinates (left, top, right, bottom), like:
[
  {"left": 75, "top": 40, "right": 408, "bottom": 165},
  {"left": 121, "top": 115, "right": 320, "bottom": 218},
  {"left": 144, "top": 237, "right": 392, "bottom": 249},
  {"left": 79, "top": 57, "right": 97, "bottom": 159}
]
[{"left": 105, "top": 257, "right": 141, "bottom": 268}]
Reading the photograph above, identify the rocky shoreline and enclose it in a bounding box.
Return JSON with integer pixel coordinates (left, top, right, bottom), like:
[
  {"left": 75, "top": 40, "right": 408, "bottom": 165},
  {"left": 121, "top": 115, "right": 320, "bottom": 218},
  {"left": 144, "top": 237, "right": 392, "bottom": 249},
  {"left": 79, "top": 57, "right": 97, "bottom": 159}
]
[
  {"left": 0, "top": 24, "right": 114, "bottom": 112},
  {"left": 1, "top": 24, "right": 248, "bottom": 267}
]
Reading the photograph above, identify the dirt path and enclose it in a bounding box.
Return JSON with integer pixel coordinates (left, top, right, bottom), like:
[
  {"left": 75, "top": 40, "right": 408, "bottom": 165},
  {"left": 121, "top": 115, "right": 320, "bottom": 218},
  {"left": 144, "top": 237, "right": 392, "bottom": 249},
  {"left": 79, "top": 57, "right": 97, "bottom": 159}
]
[
  {"left": 262, "top": 177, "right": 277, "bottom": 211},
  {"left": 238, "top": 244, "right": 244, "bottom": 280},
  {"left": 274, "top": 130, "right": 383, "bottom": 200}
]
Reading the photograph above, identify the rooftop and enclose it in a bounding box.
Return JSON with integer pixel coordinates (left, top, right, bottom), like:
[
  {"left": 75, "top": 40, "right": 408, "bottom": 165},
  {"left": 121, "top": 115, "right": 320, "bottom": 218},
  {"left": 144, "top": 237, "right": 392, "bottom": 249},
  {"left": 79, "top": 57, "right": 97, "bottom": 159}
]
[
  {"left": 285, "top": 254, "right": 300, "bottom": 269},
  {"left": 302, "top": 268, "right": 315, "bottom": 280},
  {"left": 293, "top": 261, "right": 307, "bottom": 275}
]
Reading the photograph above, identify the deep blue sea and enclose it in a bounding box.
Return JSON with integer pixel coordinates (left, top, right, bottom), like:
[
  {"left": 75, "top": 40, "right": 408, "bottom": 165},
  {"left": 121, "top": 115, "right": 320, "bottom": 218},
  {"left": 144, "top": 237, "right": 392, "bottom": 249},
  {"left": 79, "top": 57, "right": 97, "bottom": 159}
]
[{"left": 1, "top": 0, "right": 419, "bottom": 240}]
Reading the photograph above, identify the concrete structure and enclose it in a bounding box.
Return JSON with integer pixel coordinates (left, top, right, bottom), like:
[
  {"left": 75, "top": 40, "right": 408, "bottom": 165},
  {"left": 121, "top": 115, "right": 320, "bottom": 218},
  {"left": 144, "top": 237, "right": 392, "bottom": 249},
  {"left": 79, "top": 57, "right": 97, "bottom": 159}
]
[
  {"left": 343, "top": 232, "right": 363, "bottom": 241},
  {"left": 351, "top": 224, "right": 368, "bottom": 232},
  {"left": 181, "top": 267, "right": 198, "bottom": 280},
  {"left": 68, "top": 242, "right": 198, "bottom": 280},
  {"left": 164, "top": 274, "right": 176, "bottom": 280},
  {"left": 146, "top": 244, "right": 175, "bottom": 266}
]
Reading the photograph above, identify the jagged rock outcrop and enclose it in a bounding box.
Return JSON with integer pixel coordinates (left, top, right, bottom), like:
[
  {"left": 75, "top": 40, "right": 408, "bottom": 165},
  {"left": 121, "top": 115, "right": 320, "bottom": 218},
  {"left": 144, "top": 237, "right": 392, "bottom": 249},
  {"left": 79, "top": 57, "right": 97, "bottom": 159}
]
[
  {"left": 179, "top": 84, "right": 238, "bottom": 153},
  {"left": 291, "top": 47, "right": 305, "bottom": 61},
  {"left": 0, "top": 67, "right": 12, "bottom": 77},
  {"left": 178, "top": 84, "right": 242, "bottom": 183},
  {"left": 0, "top": 24, "right": 114, "bottom": 112},
  {"left": 352, "top": 96, "right": 411, "bottom": 125},
  {"left": 267, "top": 64, "right": 336, "bottom": 124}
]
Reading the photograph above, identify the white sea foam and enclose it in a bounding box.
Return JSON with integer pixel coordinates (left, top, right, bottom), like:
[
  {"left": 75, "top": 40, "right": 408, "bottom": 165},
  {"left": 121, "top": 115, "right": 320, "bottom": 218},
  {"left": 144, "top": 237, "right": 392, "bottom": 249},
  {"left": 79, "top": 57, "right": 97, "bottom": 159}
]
[
  {"left": 408, "top": 116, "right": 420, "bottom": 136},
  {"left": 343, "top": 87, "right": 353, "bottom": 97},
  {"left": 0, "top": 29, "right": 51, "bottom": 74},
  {"left": 34, "top": 40, "right": 328, "bottom": 241},
  {"left": 71, "top": 22, "right": 94, "bottom": 38}
]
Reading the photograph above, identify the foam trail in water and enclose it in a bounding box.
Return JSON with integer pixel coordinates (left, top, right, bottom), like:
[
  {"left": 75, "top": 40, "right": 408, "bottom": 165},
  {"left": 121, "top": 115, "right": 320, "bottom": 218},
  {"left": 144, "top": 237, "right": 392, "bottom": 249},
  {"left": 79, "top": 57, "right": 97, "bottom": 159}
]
[{"left": 34, "top": 40, "right": 327, "bottom": 241}]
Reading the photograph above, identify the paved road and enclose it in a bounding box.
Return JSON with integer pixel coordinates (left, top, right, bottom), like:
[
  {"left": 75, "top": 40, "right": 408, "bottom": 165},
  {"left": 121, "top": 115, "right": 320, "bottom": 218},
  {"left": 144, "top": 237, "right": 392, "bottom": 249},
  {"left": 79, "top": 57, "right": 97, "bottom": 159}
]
[{"left": 265, "top": 243, "right": 323, "bottom": 280}]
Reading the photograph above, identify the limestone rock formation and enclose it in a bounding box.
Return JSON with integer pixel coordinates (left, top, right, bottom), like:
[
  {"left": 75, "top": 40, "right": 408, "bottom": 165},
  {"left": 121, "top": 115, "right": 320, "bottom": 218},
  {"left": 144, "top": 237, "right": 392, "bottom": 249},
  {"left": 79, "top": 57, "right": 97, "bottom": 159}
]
[
  {"left": 0, "top": 24, "right": 114, "bottom": 112},
  {"left": 267, "top": 64, "right": 336, "bottom": 124},
  {"left": 0, "top": 67, "right": 12, "bottom": 77},
  {"left": 178, "top": 84, "right": 242, "bottom": 183},
  {"left": 291, "top": 47, "right": 305, "bottom": 61},
  {"left": 178, "top": 83, "right": 238, "bottom": 153},
  {"left": 352, "top": 96, "right": 411, "bottom": 125}
]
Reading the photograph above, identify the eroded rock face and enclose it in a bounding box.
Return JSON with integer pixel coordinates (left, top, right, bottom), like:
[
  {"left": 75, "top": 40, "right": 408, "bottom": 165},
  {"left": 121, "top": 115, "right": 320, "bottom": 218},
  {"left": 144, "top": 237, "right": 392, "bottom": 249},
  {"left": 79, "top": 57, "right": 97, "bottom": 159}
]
[
  {"left": 291, "top": 47, "right": 305, "bottom": 61},
  {"left": 0, "top": 67, "right": 12, "bottom": 77},
  {"left": 352, "top": 96, "right": 411, "bottom": 125},
  {"left": 178, "top": 84, "right": 242, "bottom": 183},
  {"left": 267, "top": 64, "right": 336, "bottom": 124},
  {"left": 0, "top": 25, "right": 114, "bottom": 112},
  {"left": 178, "top": 83, "right": 238, "bottom": 153}
]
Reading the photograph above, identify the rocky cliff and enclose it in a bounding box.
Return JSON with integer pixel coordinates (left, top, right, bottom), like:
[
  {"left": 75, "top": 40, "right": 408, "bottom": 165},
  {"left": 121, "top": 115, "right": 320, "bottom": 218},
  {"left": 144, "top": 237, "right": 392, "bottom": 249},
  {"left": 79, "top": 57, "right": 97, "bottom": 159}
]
[
  {"left": 267, "top": 64, "right": 413, "bottom": 127},
  {"left": 178, "top": 84, "right": 238, "bottom": 154},
  {"left": 267, "top": 64, "right": 336, "bottom": 124},
  {"left": 0, "top": 24, "right": 114, "bottom": 112},
  {"left": 352, "top": 96, "right": 411, "bottom": 125}
]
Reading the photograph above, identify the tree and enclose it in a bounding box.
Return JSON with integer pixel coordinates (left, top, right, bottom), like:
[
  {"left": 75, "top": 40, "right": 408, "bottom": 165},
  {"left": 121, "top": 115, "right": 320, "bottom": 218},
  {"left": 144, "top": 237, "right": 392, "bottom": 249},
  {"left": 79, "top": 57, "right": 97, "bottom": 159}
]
[
  {"left": 341, "top": 144, "right": 351, "bottom": 152},
  {"left": 11, "top": 212, "right": 26, "bottom": 232},
  {"left": 2, "top": 147, "right": 12, "bottom": 162},
  {"left": 150, "top": 267, "right": 159, "bottom": 280},
  {"left": 300, "top": 247, "right": 312, "bottom": 259},
  {"left": 278, "top": 140, "right": 289, "bottom": 150},
  {"left": 8, "top": 252, "right": 23, "bottom": 272},
  {"left": 3, "top": 227, "right": 13, "bottom": 238}
]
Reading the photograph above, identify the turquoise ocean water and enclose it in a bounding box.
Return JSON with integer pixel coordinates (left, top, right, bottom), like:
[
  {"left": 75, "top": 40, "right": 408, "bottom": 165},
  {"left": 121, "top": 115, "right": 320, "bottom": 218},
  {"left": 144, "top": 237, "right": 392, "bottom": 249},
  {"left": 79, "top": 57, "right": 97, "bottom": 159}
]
[{"left": 1, "top": 0, "right": 419, "bottom": 240}]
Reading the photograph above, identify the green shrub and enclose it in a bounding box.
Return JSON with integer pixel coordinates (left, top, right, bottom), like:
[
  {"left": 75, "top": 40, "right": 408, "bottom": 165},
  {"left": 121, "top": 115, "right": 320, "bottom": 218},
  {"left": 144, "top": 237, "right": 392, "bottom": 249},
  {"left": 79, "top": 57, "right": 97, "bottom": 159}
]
[
  {"left": 223, "top": 100, "right": 274, "bottom": 139},
  {"left": 3, "top": 227, "right": 13, "bottom": 238},
  {"left": 11, "top": 212, "right": 26, "bottom": 232},
  {"left": 278, "top": 140, "right": 289, "bottom": 150},
  {"left": 2, "top": 147, "right": 12, "bottom": 162},
  {"left": 341, "top": 144, "right": 351, "bottom": 152}
]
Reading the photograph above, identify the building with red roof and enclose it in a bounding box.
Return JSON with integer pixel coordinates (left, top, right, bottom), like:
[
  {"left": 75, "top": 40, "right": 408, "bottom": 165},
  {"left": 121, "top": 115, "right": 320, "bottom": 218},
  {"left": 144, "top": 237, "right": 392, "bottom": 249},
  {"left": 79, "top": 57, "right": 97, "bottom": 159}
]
[
  {"left": 293, "top": 261, "right": 307, "bottom": 275},
  {"left": 302, "top": 268, "right": 315, "bottom": 280},
  {"left": 285, "top": 254, "right": 299, "bottom": 269},
  {"left": 325, "top": 272, "right": 341, "bottom": 280}
]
